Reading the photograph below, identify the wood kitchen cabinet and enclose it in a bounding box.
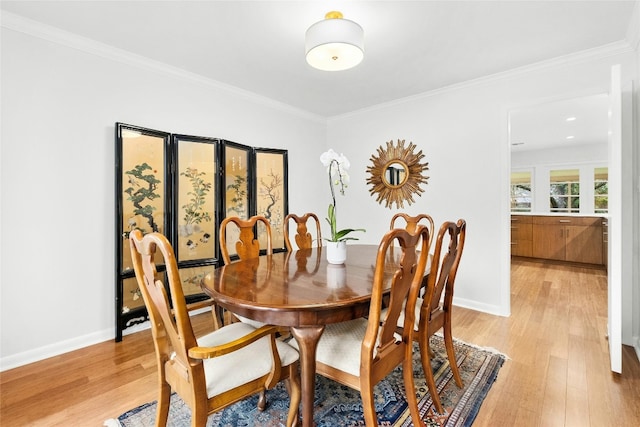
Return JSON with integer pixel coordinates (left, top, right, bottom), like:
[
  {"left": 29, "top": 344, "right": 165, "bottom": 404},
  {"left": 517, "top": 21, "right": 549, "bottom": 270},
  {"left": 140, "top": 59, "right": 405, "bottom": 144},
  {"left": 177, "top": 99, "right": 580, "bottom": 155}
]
[
  {"left": 510, "top": 215, "right": 532, "bottom": 257},
  {"left": 531, "top": 216, "right": 603, "bottom": 265}
]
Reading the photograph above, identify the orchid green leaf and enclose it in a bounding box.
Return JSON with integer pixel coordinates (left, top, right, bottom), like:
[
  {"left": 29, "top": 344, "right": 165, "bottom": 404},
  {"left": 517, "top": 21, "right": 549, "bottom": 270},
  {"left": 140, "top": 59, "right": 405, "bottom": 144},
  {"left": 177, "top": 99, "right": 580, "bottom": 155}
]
[{"left": 321, "top": 150, "right": 366, "bottom": 243}]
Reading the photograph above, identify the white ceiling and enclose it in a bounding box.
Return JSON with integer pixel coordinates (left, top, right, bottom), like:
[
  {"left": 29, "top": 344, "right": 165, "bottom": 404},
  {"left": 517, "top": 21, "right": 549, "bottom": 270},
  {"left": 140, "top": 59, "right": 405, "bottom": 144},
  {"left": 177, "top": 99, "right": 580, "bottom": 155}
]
[
  {"left": 2, "top": 0, "right": 636, "bottom": 149},
  {"left": 509, "top": 93, "right": 611, "bottom": 152}
]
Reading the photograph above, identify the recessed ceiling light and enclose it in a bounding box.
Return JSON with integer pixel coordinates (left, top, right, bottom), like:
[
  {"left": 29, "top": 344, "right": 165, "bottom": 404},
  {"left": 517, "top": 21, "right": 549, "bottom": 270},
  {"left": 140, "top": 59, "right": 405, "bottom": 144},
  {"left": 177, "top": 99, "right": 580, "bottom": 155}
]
[
  {"left": 566, "top": 135, "right": 575, "bottom": 140},
  {"left": 566, "top": 117, "right": 577, "bottom": 122}
]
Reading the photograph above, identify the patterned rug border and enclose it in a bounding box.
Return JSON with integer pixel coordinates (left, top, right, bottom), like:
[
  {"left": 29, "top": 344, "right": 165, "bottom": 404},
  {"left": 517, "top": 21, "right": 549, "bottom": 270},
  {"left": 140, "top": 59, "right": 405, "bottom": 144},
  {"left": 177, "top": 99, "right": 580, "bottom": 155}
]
[
  {"left": 440, "top": 333, "right": 510, "bottom": 361},
  {"left": 105, "top": 336, "right": 507, "bottom": 427}
]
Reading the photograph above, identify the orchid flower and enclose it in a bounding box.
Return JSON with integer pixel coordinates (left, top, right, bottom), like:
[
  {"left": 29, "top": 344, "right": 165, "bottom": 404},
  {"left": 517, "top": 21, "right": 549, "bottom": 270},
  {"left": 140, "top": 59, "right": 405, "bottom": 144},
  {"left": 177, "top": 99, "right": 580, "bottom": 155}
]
[{"left": 320, "top": 149, "right": 365, "bottom": 242}]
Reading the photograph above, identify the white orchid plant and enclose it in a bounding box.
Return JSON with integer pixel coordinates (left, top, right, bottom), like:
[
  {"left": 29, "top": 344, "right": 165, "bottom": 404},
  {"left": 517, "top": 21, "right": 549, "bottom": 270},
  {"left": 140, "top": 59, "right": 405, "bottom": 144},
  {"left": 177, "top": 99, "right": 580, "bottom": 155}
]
[{"left": 320, "top": 149, "right": 365, "bottom": 243}]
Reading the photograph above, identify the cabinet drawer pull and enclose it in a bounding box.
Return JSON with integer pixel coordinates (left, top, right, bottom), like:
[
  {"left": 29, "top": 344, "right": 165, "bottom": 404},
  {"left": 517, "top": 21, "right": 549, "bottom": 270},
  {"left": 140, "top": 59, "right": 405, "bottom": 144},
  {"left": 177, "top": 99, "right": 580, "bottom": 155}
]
[{"left": 559, "top": 220, "right": 571, "bottom": 223}]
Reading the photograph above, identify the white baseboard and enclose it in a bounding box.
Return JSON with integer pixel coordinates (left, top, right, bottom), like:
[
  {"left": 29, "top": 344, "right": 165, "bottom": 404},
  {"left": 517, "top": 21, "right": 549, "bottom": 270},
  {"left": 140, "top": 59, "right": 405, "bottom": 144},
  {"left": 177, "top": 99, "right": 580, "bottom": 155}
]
[
  {"left": 0, "top": 307, "right": 211, "bottom": 372},
  {"left": 452, "top": 296, "right": 507, "bottom": 317},
  {"left": 0, "top": 328, "right": 113, "bottom": 372}
]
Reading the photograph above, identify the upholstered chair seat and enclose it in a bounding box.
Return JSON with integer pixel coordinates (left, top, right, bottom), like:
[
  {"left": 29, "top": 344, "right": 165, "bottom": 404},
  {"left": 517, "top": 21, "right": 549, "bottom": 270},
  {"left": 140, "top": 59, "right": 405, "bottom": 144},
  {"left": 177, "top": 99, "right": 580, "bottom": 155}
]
[
  {"left": 195, "top": 322, "right": 300, "bottom": 398},
  {"left": 312, "top": 319, "right": 370, "bottom": 377}
]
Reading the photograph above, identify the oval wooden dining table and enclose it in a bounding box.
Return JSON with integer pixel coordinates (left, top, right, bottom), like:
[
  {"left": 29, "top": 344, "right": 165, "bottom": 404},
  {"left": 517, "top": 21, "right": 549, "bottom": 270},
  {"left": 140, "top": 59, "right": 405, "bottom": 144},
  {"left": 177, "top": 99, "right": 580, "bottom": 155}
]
[{"left": 201, "top": 244, "right": 404, "bottom": 427}]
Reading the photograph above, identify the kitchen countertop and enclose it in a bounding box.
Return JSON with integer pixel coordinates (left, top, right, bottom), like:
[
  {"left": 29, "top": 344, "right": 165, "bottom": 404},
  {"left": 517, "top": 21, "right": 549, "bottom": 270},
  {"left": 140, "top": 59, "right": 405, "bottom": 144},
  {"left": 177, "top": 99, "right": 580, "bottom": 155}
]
[{"left": 511, "top": 212, "right": 609, "bottom": 218}]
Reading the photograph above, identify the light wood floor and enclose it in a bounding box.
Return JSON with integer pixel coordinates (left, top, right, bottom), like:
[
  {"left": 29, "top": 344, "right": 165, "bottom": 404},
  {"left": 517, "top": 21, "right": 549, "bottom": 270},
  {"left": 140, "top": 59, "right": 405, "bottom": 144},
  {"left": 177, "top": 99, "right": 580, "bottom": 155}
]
[{"left": 1, "top": 258, "right": 639, "bottom": 426}]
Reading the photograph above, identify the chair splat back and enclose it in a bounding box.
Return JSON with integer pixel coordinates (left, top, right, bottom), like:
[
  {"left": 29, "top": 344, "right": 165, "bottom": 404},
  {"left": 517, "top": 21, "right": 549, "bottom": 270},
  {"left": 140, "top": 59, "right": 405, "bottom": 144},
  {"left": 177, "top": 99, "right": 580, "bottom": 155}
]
[
  {"left": 390, "top": 212, "right": 435, "bottom": 253},
  {"left": 366, "top": 227, "right": 431, "bottom": 364},
  {"left": 304, "top": 225, "right": 431, "bottom": 427},
  {"left": 219, "top": 215, "right": 273, "bottom": 264},
  {"left": 219, "top": 215, "right": 274, "bottom": 329},
  {"left": 130, "top": 231, "right": 198, "bottom": 365},
  {"left": 415, "top": 219, "right": 467, "bottom": 415},
  {"left": 424, "top": 219, "right": 467, "bottom": 318},
  {"left": 284, "top": 213, "right": 322, "bottom": 251}
]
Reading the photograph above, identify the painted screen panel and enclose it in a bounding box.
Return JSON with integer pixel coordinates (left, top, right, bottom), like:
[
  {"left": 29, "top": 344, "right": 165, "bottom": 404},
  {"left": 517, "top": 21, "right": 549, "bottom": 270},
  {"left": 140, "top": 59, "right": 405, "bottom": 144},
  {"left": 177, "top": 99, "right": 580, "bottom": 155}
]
[
  {"left": 176, "top": 137, "right": 217, "bottom": 263},
  {"left": 256, "top": 150, "right": 288, "bottom": 251},
  {"left": 119, "top": 127, "right": 167, "bottom": 274}
]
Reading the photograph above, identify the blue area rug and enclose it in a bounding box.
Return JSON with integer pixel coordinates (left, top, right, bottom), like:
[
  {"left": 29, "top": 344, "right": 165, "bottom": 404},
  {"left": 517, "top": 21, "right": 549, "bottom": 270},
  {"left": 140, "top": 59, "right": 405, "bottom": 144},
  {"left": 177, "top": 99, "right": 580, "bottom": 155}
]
[{"left": 105, "top": 335, "right": 506, "bottom": 426}]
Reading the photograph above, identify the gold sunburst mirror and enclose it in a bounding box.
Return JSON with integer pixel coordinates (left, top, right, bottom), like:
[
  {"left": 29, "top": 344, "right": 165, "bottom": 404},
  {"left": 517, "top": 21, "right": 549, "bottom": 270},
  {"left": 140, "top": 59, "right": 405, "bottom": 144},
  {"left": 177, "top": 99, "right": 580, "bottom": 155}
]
[{"left": 366, "top": 139, "right": 429, "bottom": 209}]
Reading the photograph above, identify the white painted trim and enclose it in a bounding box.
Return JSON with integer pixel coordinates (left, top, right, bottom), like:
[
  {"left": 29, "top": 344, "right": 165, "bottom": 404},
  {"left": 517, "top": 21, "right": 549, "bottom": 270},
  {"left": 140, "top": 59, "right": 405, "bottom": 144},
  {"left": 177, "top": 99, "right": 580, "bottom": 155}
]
[
  {"left": 0, "top": 329, "right": 113, "bottom": 372},
  {"left": 500, "top": 106, "right": 512, "bottom": 317},
  {"left": 635, "top": 33, "right": 640, "bottom": 365},
  {"left": 0, "top": 307, "right": 211, "bottom": 372},
  {"left": 0, "top": 11, "right": 326, "bottom": 125},
  {"left": 608, "top": 64, "right": 623, "bottom": 373},
  {"left": 452, "top": 297, "right": 505, "bottom": 317}
]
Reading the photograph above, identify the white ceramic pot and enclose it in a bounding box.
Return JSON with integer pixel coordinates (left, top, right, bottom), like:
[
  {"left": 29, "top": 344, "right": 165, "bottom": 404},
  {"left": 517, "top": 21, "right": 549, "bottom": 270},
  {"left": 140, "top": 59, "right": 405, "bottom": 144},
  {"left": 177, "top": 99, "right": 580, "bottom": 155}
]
[{"left": 326, "top": 241, "right": 347, "bottom": 264}]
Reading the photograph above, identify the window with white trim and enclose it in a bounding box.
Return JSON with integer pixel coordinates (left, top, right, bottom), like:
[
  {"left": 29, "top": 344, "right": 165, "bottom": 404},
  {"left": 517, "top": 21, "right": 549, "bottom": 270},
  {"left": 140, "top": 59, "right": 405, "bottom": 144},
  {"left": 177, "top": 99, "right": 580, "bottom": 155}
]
[
  {"left": 594, "top": 167, "right": 608, "bottom": 213},
  {"left": 549, "top": 169, "right": 580, "bottom": 213},
  {"left": 510, "top": 171, "right": 532, "bottom": 212}
]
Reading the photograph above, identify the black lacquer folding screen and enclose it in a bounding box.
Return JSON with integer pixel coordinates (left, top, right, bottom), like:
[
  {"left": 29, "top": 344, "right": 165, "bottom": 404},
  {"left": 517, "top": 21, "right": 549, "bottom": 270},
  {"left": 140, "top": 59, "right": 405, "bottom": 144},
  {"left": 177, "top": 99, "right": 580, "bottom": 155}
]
[{"left": 115, "top": 123, "right": 288, "bottom": 341}]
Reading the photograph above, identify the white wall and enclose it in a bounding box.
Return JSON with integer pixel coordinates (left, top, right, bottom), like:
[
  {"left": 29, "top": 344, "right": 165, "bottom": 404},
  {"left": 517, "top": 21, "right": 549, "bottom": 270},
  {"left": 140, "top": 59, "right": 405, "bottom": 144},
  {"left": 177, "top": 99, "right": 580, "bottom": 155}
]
[
  {"left": 511, "top": 142, "right": 608, "bottom": 167},
  {"left": 326, "top": 84, "right": 512, "bottom": 315},
  {"left": 2, "top": 14, "right": 639, "bottom": 370},
  {"left": 325, "top": 48, "right": 637, "bottom": 333},
  {"left": 0, "top": 24, "right": 327, "bottom": 369},
  {"left": 634, "top": 22, "right": 640, "bottom": 359}
]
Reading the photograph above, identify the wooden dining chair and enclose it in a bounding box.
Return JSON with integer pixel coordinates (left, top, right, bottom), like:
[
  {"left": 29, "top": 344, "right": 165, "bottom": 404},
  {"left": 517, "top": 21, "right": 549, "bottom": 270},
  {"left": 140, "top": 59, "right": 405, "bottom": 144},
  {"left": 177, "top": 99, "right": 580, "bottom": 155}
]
[
  {"left": 129, "top": 229, "right": 300, "bottom": 427},
  {"left": 292, "top": 226, "right": 431, "bottom": 426},
  {"left": 395, "top": 219, "right": 467, "bottom": 415},
  {"left": 219, "top": 215, "right": 273, "bottom": 265},
  {"left": 386, "top": 213, "right": 435, "bottom": 309},
  {"left": 283, "top": 212, "right": 322, "bottom": 251},
  {"left": 218, "top": 215, "right": 273, "bottom": 326}
]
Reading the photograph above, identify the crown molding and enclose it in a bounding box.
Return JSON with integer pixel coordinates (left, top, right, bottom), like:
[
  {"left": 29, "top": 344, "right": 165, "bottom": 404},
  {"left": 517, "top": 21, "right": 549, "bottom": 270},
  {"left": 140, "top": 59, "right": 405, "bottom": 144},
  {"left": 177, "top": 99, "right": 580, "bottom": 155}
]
[
  {"left": 1, "top": 11, "right": 326, "bottom": 124},
  {"left": 330, "top": 40, "right": 634, "bottom": 121},
  {"left": 3, "top": 10, "right": 635, "bottom": 124}
]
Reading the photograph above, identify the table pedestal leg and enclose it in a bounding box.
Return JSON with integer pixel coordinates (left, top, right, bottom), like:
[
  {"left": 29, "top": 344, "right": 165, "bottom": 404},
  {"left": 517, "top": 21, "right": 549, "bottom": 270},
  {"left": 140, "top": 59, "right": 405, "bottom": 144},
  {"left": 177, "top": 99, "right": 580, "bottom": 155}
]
[{"left": 290, "top": 326, "right": 324, "bottom": 427}]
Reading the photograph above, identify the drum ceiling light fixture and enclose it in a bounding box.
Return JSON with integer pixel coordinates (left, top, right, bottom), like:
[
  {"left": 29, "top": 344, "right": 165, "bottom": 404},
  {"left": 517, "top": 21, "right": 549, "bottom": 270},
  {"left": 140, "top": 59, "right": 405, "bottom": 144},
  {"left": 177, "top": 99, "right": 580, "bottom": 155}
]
[{"left": 305, "top": 11, "right": 364, "bottom": 71}]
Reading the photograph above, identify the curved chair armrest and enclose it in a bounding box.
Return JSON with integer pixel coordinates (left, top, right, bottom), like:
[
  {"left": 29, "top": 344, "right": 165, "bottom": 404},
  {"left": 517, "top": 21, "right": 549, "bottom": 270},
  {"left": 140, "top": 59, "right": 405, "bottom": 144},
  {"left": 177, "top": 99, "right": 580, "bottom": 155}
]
[
  {"left": 188, "top": 324, "right": 289, "bottom": 389},
  {"left": 185, "top": 298, "right": 215, "bottom": 312},
  {"left": 188, "top": 325, "right": 288, "bottom": 359}
]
